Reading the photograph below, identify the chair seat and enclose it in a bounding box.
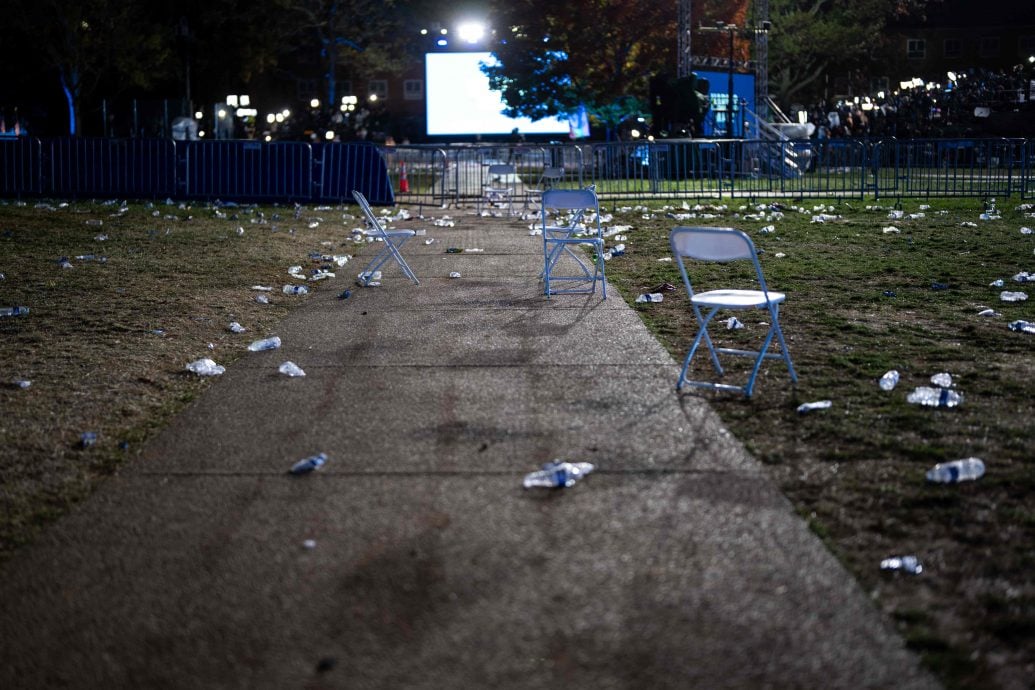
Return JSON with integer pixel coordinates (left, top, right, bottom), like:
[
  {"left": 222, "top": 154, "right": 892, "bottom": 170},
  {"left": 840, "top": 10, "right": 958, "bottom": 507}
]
[{"left": 692, "top": 289, "right": 785, "bottom": 309}]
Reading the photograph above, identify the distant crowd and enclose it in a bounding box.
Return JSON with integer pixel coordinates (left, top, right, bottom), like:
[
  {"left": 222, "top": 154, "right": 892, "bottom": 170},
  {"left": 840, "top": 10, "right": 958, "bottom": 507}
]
[{"left": 804, "top": 67, "right": 1034, "bottom": 139}]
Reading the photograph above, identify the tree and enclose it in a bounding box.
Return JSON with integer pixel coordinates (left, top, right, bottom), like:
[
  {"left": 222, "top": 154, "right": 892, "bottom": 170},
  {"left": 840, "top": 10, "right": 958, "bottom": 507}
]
[
  {"left": 483, "top": 0, "right": 677, "bottom": 139},
  {"left": 6, "top": 0, "right": 170, "bottom": 135},
  {"left": 766, "top": 0, "right": 934, "bottom": 106}
]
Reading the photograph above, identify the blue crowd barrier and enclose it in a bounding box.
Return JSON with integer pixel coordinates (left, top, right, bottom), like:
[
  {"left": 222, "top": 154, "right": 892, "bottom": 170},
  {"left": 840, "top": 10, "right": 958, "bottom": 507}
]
[
  {"left": 313, "top": 142, "right": 394, "bottom": 205},
  {"left": 46, "top": 138, "right": 178, "bottom": 199},
  {"left": 0, "top": 136, "right": 1031, "bottom": 203},
  {"left": 0, "top": 137, "right": 43, "bottom": 197},
  {"left": 183, "top": 140, "right": 313, "bottom": 202}
]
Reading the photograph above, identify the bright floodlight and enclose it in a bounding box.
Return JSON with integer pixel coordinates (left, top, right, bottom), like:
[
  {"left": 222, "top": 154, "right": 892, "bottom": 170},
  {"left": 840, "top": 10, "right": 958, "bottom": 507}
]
[
  {"left": 310, "top": 98, "right": 320, "bottom": 109},
  {"left": 226, "top": 95, "right": 238, "bottom": 107},
  {"left": 194, "top": 111, "right": 203, "bottom": 119},
  {"left": 266, "top": 113, "right": 276, "bottom": 124},
  {"left": 239, "top": 95, "right": 250, "bottom": 107},
  {"left": 324, "top": 130, "right": 335, "bottom": 140},
  {"left": 457, "top": 22, "right": 486, "bottom": 44}
]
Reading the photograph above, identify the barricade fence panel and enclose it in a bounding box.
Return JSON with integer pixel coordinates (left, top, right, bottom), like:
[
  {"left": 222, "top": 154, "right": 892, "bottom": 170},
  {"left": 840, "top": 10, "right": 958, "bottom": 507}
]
[
  {"left": 1, "top": 136, "right": 1032, "bottom": 203},
  {"left": 0, "top": 137, "right": 43, "bottom": 197}
]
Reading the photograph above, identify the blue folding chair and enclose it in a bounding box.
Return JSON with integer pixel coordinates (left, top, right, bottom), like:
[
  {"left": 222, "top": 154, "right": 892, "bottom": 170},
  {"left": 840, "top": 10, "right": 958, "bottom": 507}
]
[
  {"left": 541, "top": 187, "right": 606, "bottom": 299},
  {"left": 669, "top": 226, "right": 796, "bottom": 397},
  {"left": 352, "top": 190, "right": 419, "bottom": 286}
]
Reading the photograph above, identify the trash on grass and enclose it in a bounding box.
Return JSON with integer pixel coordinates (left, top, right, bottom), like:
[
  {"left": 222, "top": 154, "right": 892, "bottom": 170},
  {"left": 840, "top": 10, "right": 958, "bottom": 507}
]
[
  {"left": 726, "top": 317, "right": 744, "bottom": 330},
  {"left": 930, "top": 372, "right": 953, "bottom": 388},
  {"left": 907, "top": 387, "right": 962, "bottom": 408},
  {"left": 523, "top": 460, "right": 595, "bottom": 489},
  {"left": 999, "top": 291, "right": 1027, "bottom": 302},
  {"left": 879, "top": 370, "right": 900, "bottom": 391},
  {"left": 1008, "top": 320, "right": 1035, "bottom": 334},
  {"left": 278, "top": 361, "right": 306, "bottom": 377},
  {"left": 880, "top": 555, "right": 923, "bottom": 575},
  {"left": 635, "top": 293, "right": 664, "bottom": 303},
  {"left": 186, "top": 358, "right": 225, "bottom": 376},
  {"left": 247, "top": 336, "right": 281, "bottom": 352},
  {"left": 289, "top": 452, "right": 327, "bottom": 475},
  {"left": 796, "top": 400, "right": 832, "bottom": 414},
  {"left": 228, "top": 322, "right": 246, "bottom": 333},
  {"left": 926, "top": 457, "right": 985, "bottom": 483}
]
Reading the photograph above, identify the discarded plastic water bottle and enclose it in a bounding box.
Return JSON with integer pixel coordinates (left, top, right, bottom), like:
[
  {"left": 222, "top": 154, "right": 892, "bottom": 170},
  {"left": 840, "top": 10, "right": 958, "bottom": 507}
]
[
  {"left": 255, "top": 293, "right": 270, "bottom": 304},
  {"left": 879, "top": 370, "right": 900, "bottom": 391},
  {"left": 1000, "top": 291, "right": 1028, "bottom": 302},
  {"left": 726, "top": 317, "right": 744, "bottom": 330},
  {"left": 283, "top": 284, "right": 309, "bottom": 295},
  {"left": 880, "top": 555, "right": 923, "bottom": 575},
  {"left": 796, "top": 400, "right": 832, "bottom": 414},
  {"left": 926, "top": 457, "right": 985, "bottom": 484},
  {"left": 449, "top": 271, "right": 462, "bottom": 279},
  {"left": 186, "top": 358, "right": 226, "bottom": 376},
  {"left": 247, "top": 336, "right": 281, "bottom": 352},
  {"left": 228, "top": 321, "right": 246, "bottom": 333},
  {"left": 907, "top": 387, "right": 962, "bottom": 408},
  {"left": 80, "top": 431, "right": 98, "bottom": 448},
  {"left": 635, "top": 293, "right": 664, "bottom": 303},
  {"left": 1008, "top": 320, "right": 1035, "bottom": 334},
  {"left": 930, "top": 372, "right": 953, "bottom": 388},
  {"left": 523, "top": 460, "right": 595, "bottom": 489},
  {"left": 278, "top": 361, "right": 306, "bottom": 377},
  {"left": 0, "top": 306, "right": 29, "bottom": 317},
  {"left": 289, "top": 452, "right": 327, "bottom": 475},
  {"left": 85, "top": 219, "right": 103, "bottom": 226}
]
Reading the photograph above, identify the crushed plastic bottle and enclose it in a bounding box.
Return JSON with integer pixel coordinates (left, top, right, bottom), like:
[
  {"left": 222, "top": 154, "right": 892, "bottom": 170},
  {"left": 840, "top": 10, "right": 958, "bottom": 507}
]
[
  {"left": 247, "top": 336, "right": 281, "bottom": 352},
  {"left": 186, "top": 358, "right": 226, "bottom": 376},
  {"left": 796, "top": 400, "right": 832, "bottom": 414},
  {"left": 880, "top": 555, "right": 923, "bottom": 575},
  {"left": 926, "top": 457, "right": 985, "bottom": 483},
  {"left": 289, "top": 452, "right": 327, "bottom": 475},
  {"left": 930, "top": 372, "right": 953, "bottom": 388},
  {"left": 278, "top": 361, "right": 306, "bottom": 377},
  {"left": 522, "top": 460, "right": 595, "bottom": 489},
  {"left": 907, "top": 387, "right": 962, "bottom": 407},
  {"left": 0, "top": 306, "right": 30, "bottom": 317},
  {"left": 1008, "top": 320, "right": 1035, "bottom": 334},
  {"left": 449, "top": 271, "right": 462, "bottom": 279},
  {"left": 879, "top": 370, "right": 900, "bottom": 391},
  {"left": 1000, "top": 291, "right": 1028, "bottom": 302},
  {"left": 635, "top": 293, "right": 664, "bottom": 303},
  {"left": 255, "top": 293, "right": 270, "bottom": 304},
  {"left": 80, "top": 432, "right": 98, "bottom": 448},
  {"left": 228, "top": 321, "right": 246, "bottom": 333},
  {"left": 283, "top": 284, "right": 309, "bottom": 295}
]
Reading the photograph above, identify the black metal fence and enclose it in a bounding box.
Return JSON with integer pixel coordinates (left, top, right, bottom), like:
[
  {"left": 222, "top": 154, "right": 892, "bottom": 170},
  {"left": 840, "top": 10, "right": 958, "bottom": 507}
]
[{"left": 1, "top": 136, "right": 1031, "bottom": 206}]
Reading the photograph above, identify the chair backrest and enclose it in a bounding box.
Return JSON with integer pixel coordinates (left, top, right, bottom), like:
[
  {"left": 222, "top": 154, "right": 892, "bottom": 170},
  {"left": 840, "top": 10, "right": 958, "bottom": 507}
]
[
  {"left": 670, "top": 226, "right": 772, "bottom": 294},
  {"left": 670, "top": 226, "right": 755, "bottom": 262},
  {"left": 540, "top": 166, "right": 564, "bottom": 183},
  {"left": 542, "top": 187, "right": 598, "bottom": 212},
  {"left": 352, "top": 189, "right": 387, "bottom": 238}
]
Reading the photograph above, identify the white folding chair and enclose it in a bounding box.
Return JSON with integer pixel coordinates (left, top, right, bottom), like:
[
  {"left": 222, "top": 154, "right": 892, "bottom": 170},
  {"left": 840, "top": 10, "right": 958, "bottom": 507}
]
[
  {"left": 541, "top": 187, "right": 606, "bottom": 299},
  {"left": 669, "top": 226, "right": 796, "bottom": 397},
  {"left": 480, "top": 163, "right": 516, "bottom": 216},
  {"left": 527, "top": 166, "right": 564, "bottom": 209},
  {"left": 352, "top": 190, "right": 419, "bottom": 286}
]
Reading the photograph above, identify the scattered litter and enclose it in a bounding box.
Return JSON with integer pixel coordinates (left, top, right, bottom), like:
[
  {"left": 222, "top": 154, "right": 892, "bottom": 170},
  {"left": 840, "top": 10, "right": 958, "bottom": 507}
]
[
  {"left": 337, "top": 289, "right": 351, "bottom": 300},
  {"left": 228, "top": 322, "right": 246, "bottom": 333},
  {"left": 960, "top": 221, "right": 978, "bottom": 227},
  {"left": 657, "top": 257, "right": 673, "bottom": 262},
  {"left": 80, "top": 432, "right": 98, "bottom": 448},
  {"left": 357, "top": 270, "right": 381, "bottom": 286},
  {"left": 466, "top": 248, "right": 484, "bottom": 253},
  {"left": 247, "top": 336, "right": 281, "bottom": 352},
  {"left": 882, "top": 226, "right": 901, "bottom": 234},
  {"left": 449, "top": 271, "right": 462, "bottom": 279},
  {"left": 774, "top": 252, "right": 787, "bottom": 258},
  {"left": 1012, "top": 271, "right": 1035, "bottom": 283},
  {"left": 888, "top": 210, "right": 905, "bottom": 220},
  {"left": 990, "top": 279, "right": 1005, "bottom": 287},
  {"left": 523, "top": 460, "right": 595, "bottom": 489},
  {"left": 796, "top": 400, "right": 832, "bottom": 414},
  {"left": 289, "top": 452, "right": 327, "bottom": 475},
  {"left": 1000, "top": 291, "right": 1028, "bottom": 302},
  {"left": 649, "top": 282, "right": 677, "bottom": 293},
  {"left": 251, "top": 285, "right": 273, "bottom": 292},
  {"left": 879, "top": 370, "right": 900, "bottom": 391},
  {"left": 186, "top": 358, "right": 225, "bottom": 376},
  {"left": 1021, "top": 227, "right": 1033, "bottom": 235},
  {"left": 278, "top": 361, "right": 306, "bottom": 377},
  {"left": 880, "top": 555, "right": 923, "bottom": 575},
  {"left": 907, "top": 387, "right": 962, "bottom": 408},
  {"left": 760, "top": 225, "right": 775, "bottom": 234},
  {"left": 94, "top": 234, "right": 109, "bottom": 241},
  {"left": 883, "top": 290, "right": 897, "bottom": 298},
  {"left": 930, "top": 372, "right": 953, "bottom": 388},
  {"left": 236, "top": 227, "right": 245, "bottom": 236},
  {"left": 424, "top": 238, "right": 436, "bottom": 245},
  {"left": 635, "top": 293, "right": 664, "bottom": 303},
  {"left": 977, "top": 308, "right": 1000, "bottom": 317},
  {"left": 931, "top": 282, "right": 949, "bottom": 291},
  {"left": 283, "top": 284, "right": 309, "bottom": 295},
  {"left": 1008, "top": 320, "right": 1035, "bottom": 334},
  {"left": 0, "top": 306, "right": 29, "bottom": 317},
  {"left": 85, "top": 219, "right": 103, "bottom": 226},
  {"left": 255, "top": 293, "right": 270, "bottom": 304},
  {"left": 445, "top": 247, "right": 463, "bottom": 253},
  {"left": 11, "top": 379, "right": 31, "bottom": 389},
  {"left": 726, "top": 317, "right": 744, "bottom": 330},
  {"left": 926, "top": 457, "right": 985, "bottom": 483},
  {"left": 303, "top": 539, "right": 317, "bottom": 550}
]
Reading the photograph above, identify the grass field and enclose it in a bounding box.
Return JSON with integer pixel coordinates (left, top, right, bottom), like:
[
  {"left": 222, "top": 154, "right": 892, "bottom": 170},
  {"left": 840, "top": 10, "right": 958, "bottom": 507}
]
[{"left": 0, "top": 195, "right": 1033, "bottom": 689}]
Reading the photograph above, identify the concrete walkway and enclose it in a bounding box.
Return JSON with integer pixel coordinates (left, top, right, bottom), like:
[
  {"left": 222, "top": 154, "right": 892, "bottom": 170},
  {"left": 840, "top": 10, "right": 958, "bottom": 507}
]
[{"left": 0, "top": 210, "right": 939, "bottom": 689}]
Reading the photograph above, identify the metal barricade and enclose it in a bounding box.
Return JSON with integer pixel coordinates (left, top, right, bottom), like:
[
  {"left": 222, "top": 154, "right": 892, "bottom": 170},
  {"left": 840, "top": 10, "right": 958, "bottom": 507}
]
[
  {"left": 184, "top": 140, "right": 312, "bottom": 202},
  {"left": 872, "top": 138, "right": 1016, "bottom": 199},
  {"left": 313, "top": 142, "right": 394, "bottom": 205},
  {"left": 47, "top": 138, "right": 177, "bottom": 199},
  {"left": 0, "top": 137, "right": 43, "bottom": 197}
]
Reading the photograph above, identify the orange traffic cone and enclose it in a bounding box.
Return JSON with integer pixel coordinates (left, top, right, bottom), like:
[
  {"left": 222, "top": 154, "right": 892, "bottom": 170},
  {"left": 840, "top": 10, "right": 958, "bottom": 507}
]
[{"left": 399, "top": 162, "right": 409, "bottom": 193}]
